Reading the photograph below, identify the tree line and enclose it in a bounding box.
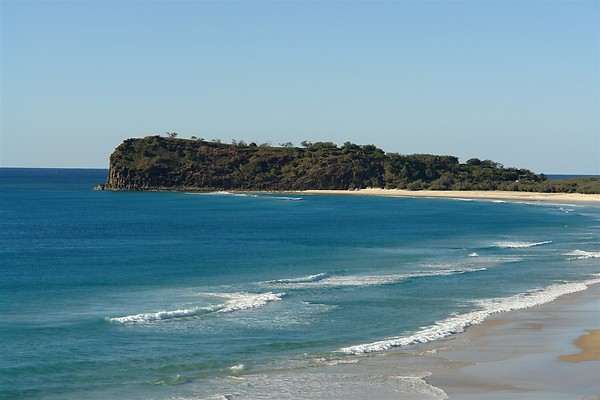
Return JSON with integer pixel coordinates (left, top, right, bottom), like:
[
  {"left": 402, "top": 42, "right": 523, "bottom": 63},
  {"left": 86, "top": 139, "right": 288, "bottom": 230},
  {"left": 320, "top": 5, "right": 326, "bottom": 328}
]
[{"left": 105, "top": 136, "right": 598, "bottom": 194}]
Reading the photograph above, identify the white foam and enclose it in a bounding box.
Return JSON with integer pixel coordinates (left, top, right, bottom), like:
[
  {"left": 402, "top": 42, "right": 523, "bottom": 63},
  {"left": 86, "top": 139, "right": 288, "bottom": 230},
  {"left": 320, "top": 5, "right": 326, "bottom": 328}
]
[
  {"left": 106, "top": 306, "right": 214, "bottom": 324},
  {"left": 263, "top": 269, "right": 485, "bottom": 289},
  {"left": 229, "top": 364, "right": 245, "bottom": 372},
  {"left": 475, "top": 279, "right": 600, "bottom": 312},
  {"left": 315, "top": 357, "right": 360, "bottom": 367},
  {"left": 559, "top": 207, "right": 575, "bottom": 213},
  {"left": 267, "top": 196, "right": 303, "bottom": 201},
  {"left": 340, "top": 277, "right": 600, "bottom": 354},
  {"left": 217, "top": 292, "right": 286, "bottom": 313},
  {"left": 185, "top": 191, "right": 252, "bottom": 197},
  {"left": 186, "top": 192, "right": 302, "bottom": 201},
  {"left": 205, "top": 191, "right": 235, "bottom": 195},
  {"left": 266, "top": 273, "right": 330, "bottom": 284},
  {"left": 565, "top": 249, "right": 600, "bottom": 260},
  {"left": 312, "top": 274, "right": 407, "bottom": 287},
  {"left": 492, "top": 240, "right": 552, "bottom": 248},
  {"left": 468, "top": 252, "right": 479, "bottom": 257},
  {"left": 107, "top": 292, "right": 285, "bottom": 324}
]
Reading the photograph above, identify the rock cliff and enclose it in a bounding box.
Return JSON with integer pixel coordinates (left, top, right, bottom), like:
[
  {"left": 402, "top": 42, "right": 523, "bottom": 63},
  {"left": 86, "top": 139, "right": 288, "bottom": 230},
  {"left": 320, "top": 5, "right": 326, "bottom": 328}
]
[{"left": 101, "top": 136, "right": 544, "bottom": 192}]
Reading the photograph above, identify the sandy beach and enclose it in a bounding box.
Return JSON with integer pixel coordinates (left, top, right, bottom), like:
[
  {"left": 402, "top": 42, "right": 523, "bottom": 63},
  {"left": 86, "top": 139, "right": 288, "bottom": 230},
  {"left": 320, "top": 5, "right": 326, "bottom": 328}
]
[
  {"left": 227, "top": 285, "right": 600, "bottom": 399},
  {"left": 298, "top": 188, "right": 600, "bottom": 203},
  {"left": 426, "top": 283, "right": 600, "bottom": 399}
]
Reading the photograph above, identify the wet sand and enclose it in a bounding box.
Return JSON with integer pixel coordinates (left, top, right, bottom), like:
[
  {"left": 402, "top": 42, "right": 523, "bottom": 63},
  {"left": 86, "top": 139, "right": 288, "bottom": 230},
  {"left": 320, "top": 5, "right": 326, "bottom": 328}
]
[
  {"left": 298, "top": 188, "right": 600, "bottom": 203},
  {"left": 426, "top": 284, "right": 600, "bottom": 399},
  {"left": 203, "top": 286, "right": 599, "bottom": 399}
]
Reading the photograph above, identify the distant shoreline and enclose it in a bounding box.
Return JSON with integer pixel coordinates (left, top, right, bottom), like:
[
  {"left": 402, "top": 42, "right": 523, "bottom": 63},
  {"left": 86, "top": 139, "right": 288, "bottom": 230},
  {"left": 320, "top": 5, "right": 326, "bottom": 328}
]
[
  {"left": 295, "top": 188, "right": 600, "bottom": 203},
  {"left": 93, "top": 184, "right": 600, "bottom": 203}
]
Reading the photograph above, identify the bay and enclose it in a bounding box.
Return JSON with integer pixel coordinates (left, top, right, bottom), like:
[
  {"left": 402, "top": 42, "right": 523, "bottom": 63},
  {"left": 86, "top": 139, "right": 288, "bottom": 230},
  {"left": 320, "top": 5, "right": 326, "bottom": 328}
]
[{"left": 1, "top": 168, "right": 598, "bottom": 399}]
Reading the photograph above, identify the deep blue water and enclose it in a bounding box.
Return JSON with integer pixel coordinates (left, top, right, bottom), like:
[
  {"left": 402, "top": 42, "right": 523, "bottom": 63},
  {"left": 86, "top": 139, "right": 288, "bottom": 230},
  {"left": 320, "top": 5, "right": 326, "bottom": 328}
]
[{"left": 1, "top": 168, "right": 599, "bottom": 399}]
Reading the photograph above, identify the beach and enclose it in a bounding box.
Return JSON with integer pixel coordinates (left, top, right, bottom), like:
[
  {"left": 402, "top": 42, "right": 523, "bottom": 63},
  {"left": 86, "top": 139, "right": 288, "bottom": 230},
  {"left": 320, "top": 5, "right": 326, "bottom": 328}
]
[
  {"left": 299, "top": 188, "right": 600, "bottom": 203},
  {"left": 210, "top": 284, "right": 600, "bottom": 399},
  {"left": 426, "top": 283, "right": 600, "bottom": 399},
  {"left": 246, "top": 283, "right": 600, "bottom": 400}
]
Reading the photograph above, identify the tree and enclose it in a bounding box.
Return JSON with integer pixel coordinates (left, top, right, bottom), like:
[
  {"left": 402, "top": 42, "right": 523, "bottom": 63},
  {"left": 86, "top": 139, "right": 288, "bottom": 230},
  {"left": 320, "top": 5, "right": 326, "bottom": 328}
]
[
  {"left": 342, "top": 141, "right": 361, "bottom": 151},
  {"left": 280, "top": 142, "right": 294, "bottom": 148},
  {"left": 466, "top": 158, "right": 482, "bottom": 166},
  {"left": 166, "top": 132, "right": 178, "bottom": 138},
  {"left": 361, "top": 144, "right": 382, "bottom": 153},
  {"left": 481, "top": 159, "right": 502, "bottom": 169}
]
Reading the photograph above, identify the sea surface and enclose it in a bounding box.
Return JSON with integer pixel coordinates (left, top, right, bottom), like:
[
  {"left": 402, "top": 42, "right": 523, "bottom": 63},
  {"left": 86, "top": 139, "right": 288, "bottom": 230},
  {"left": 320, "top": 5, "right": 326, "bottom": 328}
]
[{"left": 1, "top": 168, "right": 599, "bottom": 399}]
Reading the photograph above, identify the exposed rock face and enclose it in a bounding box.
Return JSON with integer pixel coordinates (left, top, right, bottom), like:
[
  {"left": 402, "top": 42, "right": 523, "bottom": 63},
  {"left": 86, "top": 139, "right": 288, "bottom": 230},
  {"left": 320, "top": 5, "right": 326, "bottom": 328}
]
[
  {"left": 106, "top": 166, "right": 141, "bottom": 190},
  {"left": 102, "top": 136, "right": 540, "bottom": 192}
]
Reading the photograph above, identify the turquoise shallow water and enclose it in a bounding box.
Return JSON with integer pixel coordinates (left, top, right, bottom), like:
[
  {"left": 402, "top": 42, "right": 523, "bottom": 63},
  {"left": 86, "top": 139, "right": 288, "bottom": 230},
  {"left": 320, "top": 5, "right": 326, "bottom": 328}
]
[{"left": 1, "top": 168, "right": 599, "bottom": 399}]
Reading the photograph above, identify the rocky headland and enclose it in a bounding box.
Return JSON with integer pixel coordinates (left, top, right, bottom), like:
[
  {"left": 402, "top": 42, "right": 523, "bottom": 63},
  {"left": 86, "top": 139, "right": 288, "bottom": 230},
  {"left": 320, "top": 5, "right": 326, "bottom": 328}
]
[{"left": 97, "top": 136, "right": 598, "bottom": 194}]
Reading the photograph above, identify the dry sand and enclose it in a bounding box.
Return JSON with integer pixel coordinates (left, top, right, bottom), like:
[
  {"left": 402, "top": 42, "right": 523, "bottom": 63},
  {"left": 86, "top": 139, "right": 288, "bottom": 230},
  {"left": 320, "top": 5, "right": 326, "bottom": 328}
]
[
  {"left": 559, "top": 330, "right": 600, "bottom": 363},
  {"left": 298, "top": 188, "right": 600, "bottom": 203},
  {"left": 426, "top": 284, "right": 600, "bottom": 399}
]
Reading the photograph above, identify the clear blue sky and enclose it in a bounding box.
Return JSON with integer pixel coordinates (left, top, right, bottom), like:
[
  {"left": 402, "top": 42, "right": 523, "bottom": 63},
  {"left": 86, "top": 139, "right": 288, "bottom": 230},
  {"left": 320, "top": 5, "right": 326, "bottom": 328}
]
[{"left": 1, "top": 0, "right": 598, "bottom": 174}]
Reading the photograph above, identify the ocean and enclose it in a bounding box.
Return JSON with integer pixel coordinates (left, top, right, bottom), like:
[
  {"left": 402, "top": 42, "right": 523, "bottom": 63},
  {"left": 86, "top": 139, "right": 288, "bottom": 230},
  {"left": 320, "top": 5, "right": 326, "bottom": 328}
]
[{"left": 1, "top": 168, "right": 599, "bottom": 399}]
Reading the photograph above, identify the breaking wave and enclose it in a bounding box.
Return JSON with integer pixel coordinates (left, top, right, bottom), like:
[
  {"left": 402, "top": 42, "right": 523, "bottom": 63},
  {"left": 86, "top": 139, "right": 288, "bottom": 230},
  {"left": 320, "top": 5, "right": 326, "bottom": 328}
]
[
  {"left": 265, "top": 273, "right": 330, "bottom": 284},
  {"left": 215, "top": 292, "right": 286, "bottom": 313},
  {"left": 263, "top": 268, "right": 486, "bottom": 289},
  {"left": 106, "top": 292, "right": 285, "bottom": 324},
  {"left": 340, "top": 276, "right": 600, "bottom": 354},
  {"left": 565, "top": 250, "right": 600, "bottom": 260},
  {"left": 107, "top": 307, "right": 215, "bottom": 324},
  {"left": 492, "top": 240, "right": 552, "bottom": 248}
]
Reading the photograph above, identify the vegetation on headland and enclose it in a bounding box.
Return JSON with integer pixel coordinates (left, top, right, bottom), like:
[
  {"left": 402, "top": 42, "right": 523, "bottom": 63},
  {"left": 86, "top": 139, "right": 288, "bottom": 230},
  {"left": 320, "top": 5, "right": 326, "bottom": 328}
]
[{"left": 100, "top": 136, "right": 599, "bottom": 194}]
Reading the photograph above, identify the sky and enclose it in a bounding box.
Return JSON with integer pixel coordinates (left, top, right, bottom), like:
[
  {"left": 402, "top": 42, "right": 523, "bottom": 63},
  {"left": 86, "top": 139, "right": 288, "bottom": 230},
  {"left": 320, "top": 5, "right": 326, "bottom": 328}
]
[{"left": 1, "top": 0, "right": 598, "bottom": 174}]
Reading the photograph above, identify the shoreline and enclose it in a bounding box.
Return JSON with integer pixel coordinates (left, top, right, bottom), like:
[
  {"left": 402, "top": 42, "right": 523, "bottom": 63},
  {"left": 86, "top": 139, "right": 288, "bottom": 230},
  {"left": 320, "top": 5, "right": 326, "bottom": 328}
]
[
  {"left": 217, "top": 284, "right": 600, "bottom": 399},
  {"left": 426, "top": 283, "right": 600, "bottom": 399},
  {"left": 96, "top": 185, "right": 600, "bottom": 204},
  {"left": 297, "top": 188, "right": 600, "bottom": 203}
]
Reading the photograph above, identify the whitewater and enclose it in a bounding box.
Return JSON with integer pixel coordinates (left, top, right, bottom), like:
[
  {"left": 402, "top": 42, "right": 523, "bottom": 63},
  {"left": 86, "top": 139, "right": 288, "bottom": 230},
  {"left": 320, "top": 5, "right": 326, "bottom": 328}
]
[{"left": 1, "top": 168, "right": 599, "bottom": 400}]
